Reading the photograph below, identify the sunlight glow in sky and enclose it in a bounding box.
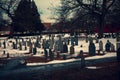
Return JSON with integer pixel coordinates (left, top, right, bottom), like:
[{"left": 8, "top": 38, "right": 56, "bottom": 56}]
[{"left": 35, "top": 0, "right": 61, "bottom": 23}]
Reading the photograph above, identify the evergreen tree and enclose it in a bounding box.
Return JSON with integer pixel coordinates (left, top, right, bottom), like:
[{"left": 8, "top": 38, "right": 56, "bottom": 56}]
[{"left": 13, "top": 0, "right": 45, "bottom": 33}]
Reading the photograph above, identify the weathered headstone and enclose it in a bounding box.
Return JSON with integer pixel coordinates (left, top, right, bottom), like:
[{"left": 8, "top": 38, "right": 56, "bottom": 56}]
[
  {"left": 71, "top": 37, "right": 75, "bottom": 46},
  {"left": 95, "top": 35, "right": 99, "bottom": 43},
  {"left": 29, "top": 42, "right": 33, "bottom": 53},
  {"left": 105, "top": 40, "right": 111, "bottom": 52},
  {"left": 70, "top": 45, "right": 75, "bottom": 54},
  {"left": 3, "top": 40, "right": 6, "bottom": 48},
  {"left": 74, "top": 35, "right": 78, "bottom": 45},
  {"left": 49, "top": 35, "right": 54, "bottom": 49},
  {"left": 19, "top": 42, "right": 22, "bottom": 50},
  {"left": 62, "top": 42, "right": 68, "bottom": 53},
  {"left": 44, "top": 48, "right": 48, "bottom": 60},
  {"left": 33, "top": 47, "right": 37, "bottom": 55},
  {"left": 80, "top": 50, "right": 85, "bottom": 68},
  {"left": 111, "top": 43, "right": 115, "bottom": 51},
  {"left": 89, "top": 41, "right": 96, "bottom": 56}
]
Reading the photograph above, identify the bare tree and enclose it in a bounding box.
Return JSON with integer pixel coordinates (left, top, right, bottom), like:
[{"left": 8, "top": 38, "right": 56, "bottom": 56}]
[{"left": 56, "top": 0, "right": 116, "bottom": 38}]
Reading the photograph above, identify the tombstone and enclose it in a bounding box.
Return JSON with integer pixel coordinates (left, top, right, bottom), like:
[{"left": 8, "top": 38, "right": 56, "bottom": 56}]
[
  {"left": 3, "top": 50, "right": 5, "bottom": 55},
  {"left": 3, "top": 58, "right": 26, "bottom": 70},
  {"left": 12, "top": 42, "right": 16, "bottom": 49},
  {"left": 6, "top": 53, "right": 10, "bottom": 58},
  {"left": 62, "top": 42, "right": 68, "bottom": 53},
  {"left": 74, "top": 35, "right": 78, "bottom": 45},
  {"left": 99, "top": 40, "right": 103, "bottom": 51},
  {"left": 3, "top": 40, "right": 6, "bottom": 48},
  {"left": 29, "top": 42, "right": 33, "bottom": 53},
  {"left": 49, "top": 35, "right": 54, "bottom": 49},
  {"left": 19, "top": 42, "right": 22, "bottom": 50},
  {"left": 33, "top": 47, "right": 37, "bottom": 55},
  {"left": 89, "top": 41, "right": 96, "bottom": 56},
  {"left": 79, "top": 50, "right": 85, "bottom": 68},
  {"left": 44, "top": 48, "right": 48, "bottom": 60},
  {"left": 71, "top": 37, "right": 75, "bottom": 46},
  {"left": 95, "top": 35, "right": 99, "bottom": 43},
  {"left": 111, "top": 43, "right": 115, "bottom": 52},
  {"left": 105, "top": 40, "right": 111, "bottom": 52},
  {"left": 49, "top": 49, "right": 54, "bottom": 61},
  {"left": 70, "top": 45, "right": 75, "bottom": 54},
  {"left": 57, "top": 35, "right": 63, "bottom": 52}
]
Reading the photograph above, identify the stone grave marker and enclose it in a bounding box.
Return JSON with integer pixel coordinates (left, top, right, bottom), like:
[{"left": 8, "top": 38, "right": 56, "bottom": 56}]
[
  {"left": 70, "top": 45, "right": 75, "bottom": 54},
  {"left": 89, "top": 41, "right": 96, "bottom": 56}
]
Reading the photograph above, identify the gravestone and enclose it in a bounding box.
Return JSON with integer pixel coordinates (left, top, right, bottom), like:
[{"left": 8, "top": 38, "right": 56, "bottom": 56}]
[
  {"left": 3, "top": 40, "right": 6, "bottom": 48},
  {"left": 62, "top": 42, "right": 68, "bottom": 53},
  {"left": 44, "top": 48, "right": 48, "bottom": 60},
  {"left": 57, "top": 35, "right": 63, "bottom": 52},
  {"left": 70, "top": 45, "right": 75, "bottom": 54},
  {"left": 33, "top": 47, "right": 37, "bottom": 55},
  {"left": 49, "top": 35, "right": 54, "bottom": 49},
  {"left": 95, "top": 35, "right": 99, "bottom": 43},
  {"left": 99, "top": 40, "right": 103, "bottom": 51},
  {"left": 19, "top": 42, "right": 22, "bottom": 50},
  {"left": 105, "top": 40, "right": 111, "bottom": 52},
  {"left": 111, "top": 43, "right": 115, "bottom": 51},
  {"left": 49, "top": 49, "right": 54, "bottom": 61},
  {"left": 80, "top": 50, "right": 85, "bottom": 68},
  {"left": 12, "top": 42, "right": 16, "bottom": 49},
  {"left": 89, "top": 41, "right": 96, "bottom": 56},
  {"left": 74, "top": 35, "right": 78, "bottom": 45},
  {"left": 71, "top": 37, "right": 75, "bottom": 46},
  {"left": 29, "top": 42, "right": 33, "bottom": 53}
]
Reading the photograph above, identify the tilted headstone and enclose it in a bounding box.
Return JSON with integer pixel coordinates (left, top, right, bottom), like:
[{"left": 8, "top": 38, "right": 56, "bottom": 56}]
[
  {"left": 89, "top": 41, "right": 96, "bottom": 56},
  {"left": 70, "top": 45, "right": 75, "bottom": 54}
]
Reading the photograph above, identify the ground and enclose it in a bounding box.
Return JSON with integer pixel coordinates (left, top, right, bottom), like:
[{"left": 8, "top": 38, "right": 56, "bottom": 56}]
[{"left": 2, "top": 61, "right": 119, "bottom": 80}]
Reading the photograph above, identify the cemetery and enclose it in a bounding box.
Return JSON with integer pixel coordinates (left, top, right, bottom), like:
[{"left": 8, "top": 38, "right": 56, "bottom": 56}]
[
  {"left": 0, "top": 0, "right": 120, "bottom": 80},
  {"left": 0, "top": 33, "right": 117, "bottom": 78}
]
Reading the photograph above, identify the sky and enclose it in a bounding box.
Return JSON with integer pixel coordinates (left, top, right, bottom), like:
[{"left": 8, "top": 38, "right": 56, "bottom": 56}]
[{"left": 34, "top": 0, "right": 61, "bottom": 23}]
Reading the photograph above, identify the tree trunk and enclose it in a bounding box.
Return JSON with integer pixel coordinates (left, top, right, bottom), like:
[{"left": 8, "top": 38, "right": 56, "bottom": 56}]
[{"left": 98, "top": 15, "right": 104, "bottom": 39}]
